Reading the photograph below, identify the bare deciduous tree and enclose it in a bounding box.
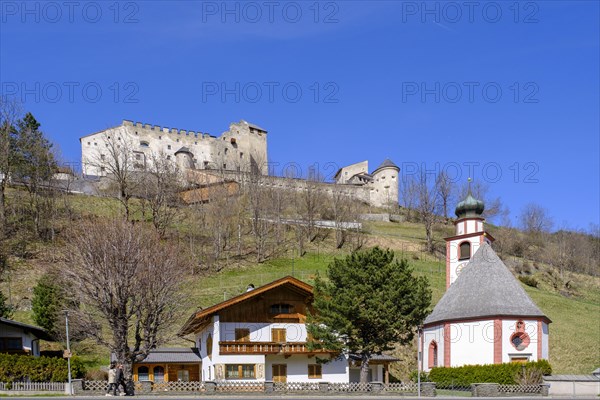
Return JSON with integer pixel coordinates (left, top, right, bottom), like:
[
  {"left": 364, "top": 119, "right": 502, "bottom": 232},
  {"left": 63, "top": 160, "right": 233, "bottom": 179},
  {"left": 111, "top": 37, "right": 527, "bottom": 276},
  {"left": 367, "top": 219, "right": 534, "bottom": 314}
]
[
  {"left": 519, "top": 202, "right": 553, "bottom": 236},
  {"left": 0, "top": 99, "right": 22, "bottom": 236},
  {"left": 416, "top": 172, "right": 439, "bottom": 253},
  {"left": 62, "top": 218, "right": 185, "bottom": 385},
  {"left": 400, "top": 175, "right": 418, "bottom": 221},
  {"left": 141, "top": 153, "right": 182, "bottom": 237},
  {"left": 435, "top": 171, "right": 454, "bottom": 220},
  {"left": 90, "top": 134, "right": 139, "bottom": 220}
]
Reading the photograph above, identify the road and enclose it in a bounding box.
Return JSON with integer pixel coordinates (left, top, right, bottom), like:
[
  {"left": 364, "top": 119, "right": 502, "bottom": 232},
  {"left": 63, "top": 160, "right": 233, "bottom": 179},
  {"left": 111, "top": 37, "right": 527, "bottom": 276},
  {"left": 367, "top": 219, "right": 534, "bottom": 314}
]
[{"left": 5, "top": 397, "right": 600, "bottom": 400}]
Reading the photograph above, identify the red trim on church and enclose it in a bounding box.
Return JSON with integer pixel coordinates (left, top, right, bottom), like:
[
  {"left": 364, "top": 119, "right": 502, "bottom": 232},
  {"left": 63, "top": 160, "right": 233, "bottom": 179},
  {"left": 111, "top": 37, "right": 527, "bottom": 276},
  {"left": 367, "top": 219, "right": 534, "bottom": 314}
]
[
  {"left": 428, "top": 340, "right": 438, "bottom": 369},
  {"left": 444, "top": 323, "right": 451, "bottom": 367},
  {"left": 445, "top": 231, "right": 495, "bottom": 242},
  {"left": 493, "top": 319, "right": 502, "bottom": 364},
  {"left": 446, "top": 241, "right": 450, "bottom": 288},
  {"left": 537, "top": 320, "right": 543, "bottom": 359}
]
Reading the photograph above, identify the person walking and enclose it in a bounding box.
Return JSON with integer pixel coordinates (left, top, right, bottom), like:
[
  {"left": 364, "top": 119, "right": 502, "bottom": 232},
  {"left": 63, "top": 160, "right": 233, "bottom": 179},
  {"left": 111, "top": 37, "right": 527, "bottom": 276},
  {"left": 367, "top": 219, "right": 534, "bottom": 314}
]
[
  {"left": 106, "top": 362, "right": 117, "bottom": 396},
  {"left": 115, "top": 364, "right": 127, "bottom": 396}
]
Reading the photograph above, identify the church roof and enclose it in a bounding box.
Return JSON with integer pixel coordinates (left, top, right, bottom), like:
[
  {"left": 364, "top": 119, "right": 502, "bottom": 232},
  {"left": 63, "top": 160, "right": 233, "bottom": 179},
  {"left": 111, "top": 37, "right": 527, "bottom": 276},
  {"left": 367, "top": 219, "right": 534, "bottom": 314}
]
[
  {"left": 424, "top": 243, "right": 549, "bottom": 326},
  {"left": 372, "top": 159, "right": 399, "bottom": 174}
]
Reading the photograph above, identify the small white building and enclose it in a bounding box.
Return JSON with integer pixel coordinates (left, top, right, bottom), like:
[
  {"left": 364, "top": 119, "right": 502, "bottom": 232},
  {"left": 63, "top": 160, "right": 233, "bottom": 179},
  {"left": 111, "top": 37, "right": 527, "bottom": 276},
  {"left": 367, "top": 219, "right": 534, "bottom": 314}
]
[
  {"left": 179, "top": 277, "right": 397, "bottom": 383},
  {"left": 0, "top": 318, "right": 53, "bottom": 356},
  {"left": 422, "top": 191, "right": 550, "bottom": 371}
]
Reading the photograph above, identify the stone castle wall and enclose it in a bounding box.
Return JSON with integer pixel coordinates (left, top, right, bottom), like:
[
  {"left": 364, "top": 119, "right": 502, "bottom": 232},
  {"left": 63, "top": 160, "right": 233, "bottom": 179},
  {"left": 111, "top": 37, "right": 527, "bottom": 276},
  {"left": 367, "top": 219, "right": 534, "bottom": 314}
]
[{"left": 81, "top": 119, "right": 267, "bottom": 177}]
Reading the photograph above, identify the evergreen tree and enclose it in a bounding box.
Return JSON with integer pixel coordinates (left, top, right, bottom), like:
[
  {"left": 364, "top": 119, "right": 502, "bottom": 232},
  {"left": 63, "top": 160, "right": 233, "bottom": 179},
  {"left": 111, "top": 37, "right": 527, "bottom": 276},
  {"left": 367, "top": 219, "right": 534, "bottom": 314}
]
[
  {"left": 0, "top": 290, "right": 13, "bottom": 319},
  {"left": 31, "top": 274, "right": 62, "bottom": 336},
  {"left": 307, "top": 247, "right": 431, "bottom": 383}
]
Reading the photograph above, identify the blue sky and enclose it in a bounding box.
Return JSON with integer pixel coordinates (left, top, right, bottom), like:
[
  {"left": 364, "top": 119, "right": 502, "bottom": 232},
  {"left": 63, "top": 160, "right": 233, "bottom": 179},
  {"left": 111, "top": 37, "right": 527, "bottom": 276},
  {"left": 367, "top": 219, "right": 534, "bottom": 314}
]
[{"left": 1, "top": 1, "right": 598, "bottom": 230}]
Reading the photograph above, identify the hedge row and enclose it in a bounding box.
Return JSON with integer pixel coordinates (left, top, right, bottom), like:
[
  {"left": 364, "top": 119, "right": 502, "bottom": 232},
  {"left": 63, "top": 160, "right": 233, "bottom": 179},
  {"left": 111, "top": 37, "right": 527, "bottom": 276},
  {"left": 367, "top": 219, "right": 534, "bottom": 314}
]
[
  {"left": 0, "top": 353, "right": 85, "bottom": 383},
  {"left": 428, "top": 360, "right": 552, "bottom": 385}
]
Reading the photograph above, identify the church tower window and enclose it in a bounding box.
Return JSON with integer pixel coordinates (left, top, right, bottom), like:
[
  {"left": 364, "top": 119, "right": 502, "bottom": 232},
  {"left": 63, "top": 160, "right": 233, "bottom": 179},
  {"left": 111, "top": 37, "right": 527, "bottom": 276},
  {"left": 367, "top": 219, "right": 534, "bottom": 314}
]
[{"left": 459, "top": 242, "right": 471, "bottom": 260}]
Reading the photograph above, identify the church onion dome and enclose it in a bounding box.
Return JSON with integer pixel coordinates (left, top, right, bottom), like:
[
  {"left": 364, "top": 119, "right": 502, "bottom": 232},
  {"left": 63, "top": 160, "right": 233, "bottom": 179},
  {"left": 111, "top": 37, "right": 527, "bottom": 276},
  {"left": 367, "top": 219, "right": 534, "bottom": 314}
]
[
  {"left": 455, "top": 191, "right": 485, "bottom": 219},
  {"left": 372, "top": 159, "right": 399, "bottom": 174},
  {"left": 174, "top": 146, "right": 192, "bottom": 155}
]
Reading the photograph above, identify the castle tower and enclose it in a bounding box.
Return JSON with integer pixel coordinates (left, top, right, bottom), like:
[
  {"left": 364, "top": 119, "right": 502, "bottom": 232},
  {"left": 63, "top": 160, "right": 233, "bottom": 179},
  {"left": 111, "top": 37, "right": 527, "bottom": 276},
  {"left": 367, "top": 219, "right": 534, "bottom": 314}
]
[
  {"left": 444, "top": 180, "right": 494, "bottom": 288},
  {"left": 370, "top": 159, "right": 400, "bottom": 207},
  {"left": 175, "top": 147, "right": 195, "bottom": 170}
]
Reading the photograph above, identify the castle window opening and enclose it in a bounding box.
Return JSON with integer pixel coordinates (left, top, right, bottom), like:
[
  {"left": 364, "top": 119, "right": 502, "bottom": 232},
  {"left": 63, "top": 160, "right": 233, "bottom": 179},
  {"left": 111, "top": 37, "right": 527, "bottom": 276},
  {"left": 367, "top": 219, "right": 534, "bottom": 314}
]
[
  {"left": 224, "top": 148, "right": 228, "bottom": 154},
  {"left": 240, "top": 152, "right": 243, "bottom": 158},
  {"left": 87, "top": 142, "right": 90, "bottom": 146},
  {"left": 100, "top": 154, "right": 105, "bottom": 161},
  {"left": 167, "top": 155, "right": 171, "bottom": 160},
  {"left": 223, "top": 163, "right": 226, "bottom": 169},
  {"left": 140, "top": 141, "right": 149, "bottom": 147},
  {"left": 159, "top": 136, "right": 162, "bottom": 140},
  {"left": 168, "top": 145, "right": 172, "bottom": 150},
  {"left": 135, "top": 131, "right": 138, "bottom": 135}
]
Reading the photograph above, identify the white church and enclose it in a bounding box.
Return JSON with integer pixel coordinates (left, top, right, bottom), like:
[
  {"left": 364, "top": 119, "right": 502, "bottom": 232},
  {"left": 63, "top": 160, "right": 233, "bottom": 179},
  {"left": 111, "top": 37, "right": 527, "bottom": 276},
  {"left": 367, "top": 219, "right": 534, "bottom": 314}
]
[{"left": 422, "top": 189, "right": 550, "bottom": 370}]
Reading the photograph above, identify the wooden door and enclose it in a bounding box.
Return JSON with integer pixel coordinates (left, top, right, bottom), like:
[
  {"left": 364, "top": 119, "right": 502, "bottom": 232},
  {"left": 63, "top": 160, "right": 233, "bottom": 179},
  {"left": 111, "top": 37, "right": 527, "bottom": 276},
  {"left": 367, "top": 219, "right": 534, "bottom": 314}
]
[{"left": 272, "top": 364, "right": 287, "bottom": 383}]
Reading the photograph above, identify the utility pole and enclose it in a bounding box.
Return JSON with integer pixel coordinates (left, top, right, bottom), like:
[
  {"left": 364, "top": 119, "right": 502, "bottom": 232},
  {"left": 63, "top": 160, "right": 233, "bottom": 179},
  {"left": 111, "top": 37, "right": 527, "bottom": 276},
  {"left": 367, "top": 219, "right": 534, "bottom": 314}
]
[
  {"left": 64, "top": 310, "right": 73, "bottom": 395},
  {"left": 417, "top": 325, "right": 422, "bottom": 398}
]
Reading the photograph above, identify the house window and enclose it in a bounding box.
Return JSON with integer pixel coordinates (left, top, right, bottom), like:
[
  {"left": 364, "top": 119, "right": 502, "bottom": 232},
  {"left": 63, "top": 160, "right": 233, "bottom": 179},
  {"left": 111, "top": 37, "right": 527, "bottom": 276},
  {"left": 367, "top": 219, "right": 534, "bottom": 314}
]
[
  {"left": 0, "top": 337, "right": 22, "bottom": 351},
  {"left": 138, "top": 366, "right": 149, "bottom": 381},
  {"left": 459, "top": 242, "right": 471, "bottom": 260},
  {"left": 308, "top": 364, "right": 322, "bottom": 379},
  {"left": 206, "top": 334, "right": 213, "bottom": 359},
  {"left": 272, "top": 328, "right": 286, "bottom": 343},
  {"left": 270, "top": 304, "right": 293, "bottom": 314},
  {"left": 225, "top": 364, "right": 255, "bottom": 379},
  {"left": 235, "top": 328, "right": 250, "bottom": 342},
  {"left": 153, "top": 366, "right": 165, "bottom": 382},
  {"left": 177, "top": 370, "right": 190, "bottom": 381}
]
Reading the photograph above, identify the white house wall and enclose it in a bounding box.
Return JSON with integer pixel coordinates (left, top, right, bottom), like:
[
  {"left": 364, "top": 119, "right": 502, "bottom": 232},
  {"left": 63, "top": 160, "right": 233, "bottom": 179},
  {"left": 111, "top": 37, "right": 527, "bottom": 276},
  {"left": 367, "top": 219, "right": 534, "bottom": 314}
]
[
  {"left": 220, "top": 322, "right": 307, "bottom": 342},
  {"left": 266, "top": 355, "right": 348, "bottom": 383},
  {"left": 0, "top": 324, "right": 39, "bottom": 356}
]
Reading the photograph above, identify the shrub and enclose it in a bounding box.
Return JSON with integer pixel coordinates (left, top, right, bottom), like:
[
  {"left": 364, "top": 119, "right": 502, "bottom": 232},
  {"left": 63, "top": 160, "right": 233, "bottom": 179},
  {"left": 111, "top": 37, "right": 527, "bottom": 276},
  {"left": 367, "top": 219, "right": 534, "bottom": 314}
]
[
  {"left": 429, "top": 360, "right": 552, "bottom": 385},
  {"left": 0, "top": 353, "right": 85, "bottom": 382},
  {"left": 519, "top": 275, "right": 539, "bottom": 288}
]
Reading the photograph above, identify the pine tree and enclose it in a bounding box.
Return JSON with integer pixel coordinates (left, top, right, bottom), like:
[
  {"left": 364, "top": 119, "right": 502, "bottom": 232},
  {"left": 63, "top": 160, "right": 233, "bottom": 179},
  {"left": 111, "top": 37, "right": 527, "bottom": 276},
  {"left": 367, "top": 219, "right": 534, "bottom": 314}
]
[
  {"left": 32, "top": 275, "right": 62, "bottom": 336},
  {"left": 307, "top": 247, "right": 431, "bottom": 383}
]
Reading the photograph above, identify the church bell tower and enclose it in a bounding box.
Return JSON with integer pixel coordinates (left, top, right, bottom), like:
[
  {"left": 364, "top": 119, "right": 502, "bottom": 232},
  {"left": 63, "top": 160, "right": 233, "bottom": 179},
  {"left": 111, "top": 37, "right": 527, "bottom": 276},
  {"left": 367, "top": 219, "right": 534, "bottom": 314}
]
[{"left": 445, "top": 180, "right": 494, "bottom": 288}]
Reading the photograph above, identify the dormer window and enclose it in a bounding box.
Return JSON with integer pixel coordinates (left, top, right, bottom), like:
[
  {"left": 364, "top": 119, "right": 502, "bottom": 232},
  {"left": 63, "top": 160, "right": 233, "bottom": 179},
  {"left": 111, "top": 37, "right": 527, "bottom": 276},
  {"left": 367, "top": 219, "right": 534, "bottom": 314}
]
[{"left": 270, "top": 304, "right": 293, "bottom": 314}]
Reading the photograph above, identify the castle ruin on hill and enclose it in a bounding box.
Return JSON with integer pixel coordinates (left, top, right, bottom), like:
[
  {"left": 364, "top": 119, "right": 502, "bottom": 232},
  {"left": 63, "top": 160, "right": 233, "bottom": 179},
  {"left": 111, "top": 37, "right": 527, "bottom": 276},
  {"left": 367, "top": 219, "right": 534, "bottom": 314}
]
[{"left": 80, "top": 119, "right": 399, "bottom": 208}]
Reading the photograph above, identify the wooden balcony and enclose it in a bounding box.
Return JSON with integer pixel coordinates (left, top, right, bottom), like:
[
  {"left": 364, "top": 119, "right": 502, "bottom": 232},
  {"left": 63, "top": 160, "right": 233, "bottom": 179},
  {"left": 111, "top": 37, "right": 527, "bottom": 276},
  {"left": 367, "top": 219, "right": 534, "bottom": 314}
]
[{"left": 219, "top": 341, "right": 328, "bottom": 355}]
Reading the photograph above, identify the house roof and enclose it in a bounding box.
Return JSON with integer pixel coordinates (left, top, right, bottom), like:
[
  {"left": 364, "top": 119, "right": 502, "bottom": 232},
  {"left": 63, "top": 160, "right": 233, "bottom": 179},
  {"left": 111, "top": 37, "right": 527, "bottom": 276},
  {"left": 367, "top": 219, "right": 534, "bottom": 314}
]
[
  {"left": 0, "top": 318, "right": 54, "bottom": 341},
  {"left": 111, "top": 348, "right": 201, "bottom": 364},
  {"left": 424, "top": 243, "right": 549, "bottom": 326},
  {"left": 179, "top": 276, "right": 313, "bottom": 336}
]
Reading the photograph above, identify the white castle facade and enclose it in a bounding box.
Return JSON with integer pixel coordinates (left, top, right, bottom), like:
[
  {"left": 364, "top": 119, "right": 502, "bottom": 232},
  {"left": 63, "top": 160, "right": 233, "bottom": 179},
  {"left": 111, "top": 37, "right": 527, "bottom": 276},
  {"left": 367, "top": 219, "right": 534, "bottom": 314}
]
[{"left": 80, "top": 119, "right": 399, "bottom": 208}]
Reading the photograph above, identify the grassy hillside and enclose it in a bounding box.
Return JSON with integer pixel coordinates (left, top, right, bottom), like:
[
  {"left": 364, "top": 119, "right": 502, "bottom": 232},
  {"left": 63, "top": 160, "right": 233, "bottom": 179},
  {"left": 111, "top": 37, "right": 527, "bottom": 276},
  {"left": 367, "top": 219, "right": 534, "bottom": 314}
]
[{"left": 2, "top": 191, "right": 599, "bottom": 377}]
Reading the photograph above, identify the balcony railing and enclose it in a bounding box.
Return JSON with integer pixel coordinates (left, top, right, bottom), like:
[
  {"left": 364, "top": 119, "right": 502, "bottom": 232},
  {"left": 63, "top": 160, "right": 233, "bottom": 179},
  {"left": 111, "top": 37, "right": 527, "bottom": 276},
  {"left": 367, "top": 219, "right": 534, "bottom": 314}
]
[{"left": 219, "top": 341, "right": 328, "bottom": 355}]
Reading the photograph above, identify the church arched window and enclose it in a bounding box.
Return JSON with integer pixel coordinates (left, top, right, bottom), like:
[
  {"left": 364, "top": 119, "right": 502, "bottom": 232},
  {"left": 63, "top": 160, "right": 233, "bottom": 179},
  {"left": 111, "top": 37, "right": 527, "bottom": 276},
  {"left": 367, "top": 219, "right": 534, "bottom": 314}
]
[
  {"left": 459, "top": 242, "right": 471, "bottom": 260},
  {"left": 428, "top": 341, "right": 438, "bottom": 368}
]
